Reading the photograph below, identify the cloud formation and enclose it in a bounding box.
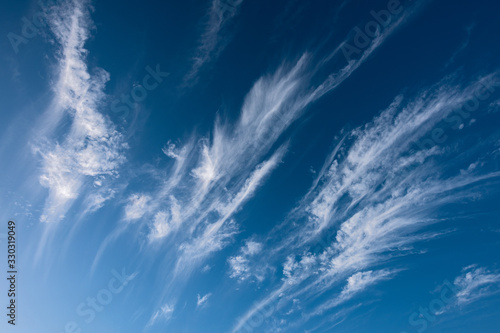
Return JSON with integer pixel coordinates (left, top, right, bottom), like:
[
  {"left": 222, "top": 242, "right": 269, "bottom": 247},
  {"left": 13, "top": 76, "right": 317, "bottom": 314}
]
[
  {"left": 147, "top": 303, "right": 175, "bottom": 327},
  {"left": 231, "top": 72, "right": 500, "bottom": 332},
  {"left": 34, "top": 0, "right": 126, "bottom": 223},
  {"left": 183, "top": 0, "right": 245, "bottom": 86},
  {"left": 454, "top": 265, "right": 500, "bottom": 306},
  {"left": 197, "top": 293, "right": 212, "bottom": 307}
]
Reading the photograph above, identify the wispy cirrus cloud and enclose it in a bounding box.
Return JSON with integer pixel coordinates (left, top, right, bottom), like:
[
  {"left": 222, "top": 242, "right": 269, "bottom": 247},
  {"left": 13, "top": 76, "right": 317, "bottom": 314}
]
[
  {"left": 125, "top": 0, "right": 416, "bottom": 255},
  {"left": 231, "top": 72, "right": 500, "bottom": 332},
  {"left": 183, "top": 0, "right": 244, "bottom": 86},
  {"left": 171, "top": 144, "right": 287, "bottom": 280},
  {"left": 91, "top": 2, "right": 425, "bottom": 326},
  {"left": 147, "top": 303, "right": 175, "bottom": 327},
  {"left": 197, "top": 293, "right": 212, "bottom": 307},
  {"left": 32, "top": 0, "right": 126, "bottom": 223},
  {"left": 454, "top": 265, "right": 500, "bottom": 306},
  {"left": 410, "top": 265, "right": 500, "bottom": 325},
  {"left": 340, "top": 270, "right": 395, "bottom": 299},
  {"left": 306, "top": 269, "right": 398, "bottom": 320}
]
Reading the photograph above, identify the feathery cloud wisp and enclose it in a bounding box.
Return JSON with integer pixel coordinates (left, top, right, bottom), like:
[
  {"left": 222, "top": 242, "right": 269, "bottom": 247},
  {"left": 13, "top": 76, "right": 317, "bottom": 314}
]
[
  {"left": 231, "top": 72, "right": 500, "bottom": 332},
  {"left": 34, "top": 0, "right": 126, "bottom": 223},
  {"left": 197, "top": 293, "right": 212, "bottom": 307},
  {"left": 147, "top": 303, "right": 175, "bottom": 327},
  {"left": 454, "top": 266, "right": 500, "bottom": 306},
  {"left": 183, "top": 0, "right": 244, "bottom": 86}
]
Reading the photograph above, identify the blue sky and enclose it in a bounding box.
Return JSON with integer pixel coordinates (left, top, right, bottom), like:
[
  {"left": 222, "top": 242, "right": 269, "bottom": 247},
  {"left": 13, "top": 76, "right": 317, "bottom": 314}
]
[{"left": 1, "top": 0, "right": 500, "bottom": 332}]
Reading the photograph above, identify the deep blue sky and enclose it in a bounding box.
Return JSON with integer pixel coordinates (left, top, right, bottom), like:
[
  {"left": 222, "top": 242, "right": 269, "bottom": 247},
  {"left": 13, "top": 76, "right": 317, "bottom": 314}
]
[{"left": 1, "top": 0, "right": 500, "bottom": 332}]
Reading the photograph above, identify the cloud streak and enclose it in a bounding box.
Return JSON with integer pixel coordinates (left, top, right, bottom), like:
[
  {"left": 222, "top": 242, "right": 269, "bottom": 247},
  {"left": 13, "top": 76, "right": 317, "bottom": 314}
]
[
  {"left": 454, "top": 265, "right": 500, "bottom": 306},
  {"left": 33, "top": 0, "right": 126, "bottom": 223},
  {"left": 231, "top": 72, "right": 500, "bottom": 332},
  {"left": 197, "top": 293, "right": 212, "bottom": 307},
  {"left": 183, "top": 0, "right": 244, "bottom": 86},
  {"left": 89, "top": 2, "right": 440, "bottom": 328}
]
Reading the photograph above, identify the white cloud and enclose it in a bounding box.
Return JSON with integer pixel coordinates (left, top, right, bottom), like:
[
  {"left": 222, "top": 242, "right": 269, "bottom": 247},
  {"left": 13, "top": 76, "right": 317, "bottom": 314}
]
[
  {"left": 141, "top": 14, "right": 406, "bottom": 254},
  {"left": 231, "top": 72, "right": 500, "bottom": 332},
  {"left": 197, "top": 293, "right": 212, "bottom": 307},
  {"left": 183, "top": 0, "right": 245, "bottom": 86},
  {"left": 92, "top": 4, "right": 457, "bottom": 327},
  {"left": 228, "top": 256, "right": 250, "bottom": 280},
  {"left": 242, "top": 241, "right": 262, "bottom": 256},
  {"left": 228, "top": 240, "right": 267, "bottom": 282},
  {"left": 149, "top": 196, "right": 182, "bottom": 240},
  {"left": 147, "top": 303, "right": 175, "bottom": 327},
  {"left": 124, "top": 194, "right": 151, "bottom": 221},
  {"left": 34, "top": 0, "right": 126, "bottom": 223},
  {"left": 83, "top": 188, "right": 116, "bottom": 214},
  {"left": 312, "top": 269, "right": 396, "bottom": 316},
  {"left": 454, "top": 266, "right": 500, "bottom": 306},
  {"left": 342, "top": 270, "right": 394, "bottom": 297},
  {"left": 176, "top": 219, "right": 238, "bottom": 277}
]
